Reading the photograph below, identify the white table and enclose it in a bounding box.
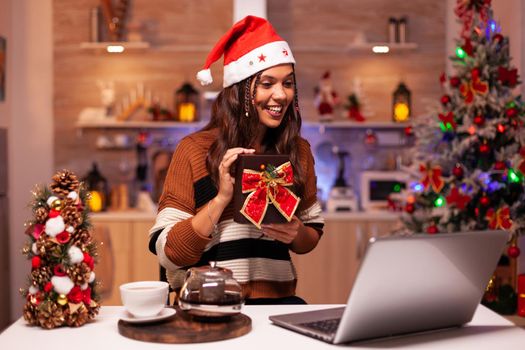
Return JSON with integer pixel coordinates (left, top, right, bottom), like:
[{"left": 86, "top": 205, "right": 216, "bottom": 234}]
[{"left": 1, "top": 305, "right": 524, "bottom": 349}]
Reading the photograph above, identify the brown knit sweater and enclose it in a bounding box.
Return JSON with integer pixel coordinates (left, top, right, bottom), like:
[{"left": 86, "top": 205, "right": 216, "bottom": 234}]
[{"left": 149, "top": 128, "right": 324, "bottom": 299}]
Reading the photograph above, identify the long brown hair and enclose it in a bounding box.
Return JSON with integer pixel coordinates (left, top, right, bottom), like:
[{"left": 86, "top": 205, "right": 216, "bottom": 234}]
[{"left": 203, "top": 68, "right": 306, "bottom": 198}]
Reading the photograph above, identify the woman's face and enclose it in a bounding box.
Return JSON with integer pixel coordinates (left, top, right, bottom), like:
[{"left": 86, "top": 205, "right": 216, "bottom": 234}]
[{"left": 251, "top": 64, "right": 295, "bottom": 129}]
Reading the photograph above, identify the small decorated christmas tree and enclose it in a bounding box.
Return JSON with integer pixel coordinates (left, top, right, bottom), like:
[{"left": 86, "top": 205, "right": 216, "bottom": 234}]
[
  {"left": 21, "top": 170, "right": 100, "bottom": 329},
  {"left": 399, "top": 0, "right": 524, "bottom": 313}
]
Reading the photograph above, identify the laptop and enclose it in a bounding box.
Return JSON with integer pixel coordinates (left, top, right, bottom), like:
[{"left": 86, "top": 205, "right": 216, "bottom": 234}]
[{"left": 269, "top": 230, "right": 509, "bottom": 344}]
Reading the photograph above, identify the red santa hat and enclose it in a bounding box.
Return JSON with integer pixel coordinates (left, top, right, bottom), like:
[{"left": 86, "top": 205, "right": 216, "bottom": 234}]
[{"left": 196, "top": 16, "right": 295, "bottom": 88}]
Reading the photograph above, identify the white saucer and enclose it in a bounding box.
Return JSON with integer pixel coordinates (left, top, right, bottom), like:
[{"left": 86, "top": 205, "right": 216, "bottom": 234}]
[{"left": 119, "top": 308, "right": 176, "bottom": 324}]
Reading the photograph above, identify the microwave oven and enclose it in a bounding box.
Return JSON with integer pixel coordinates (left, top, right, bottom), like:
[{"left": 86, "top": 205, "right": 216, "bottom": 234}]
[{"left": 360, "top": 171, "right": 410, "bottom": 211}]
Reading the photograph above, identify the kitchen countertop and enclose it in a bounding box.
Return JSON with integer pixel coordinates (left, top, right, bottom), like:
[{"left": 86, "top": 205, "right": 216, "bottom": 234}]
[
  {"left": 91, "top": 210, "right": 401, "bottom": 222},
  {"left": 1, "top": 305, "right": 524, "bottom": 349}
]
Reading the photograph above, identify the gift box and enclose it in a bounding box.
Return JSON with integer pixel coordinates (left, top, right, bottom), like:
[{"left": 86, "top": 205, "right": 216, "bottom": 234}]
[{"left": 233, "top": 154, "right": 300, "bottom": 228}]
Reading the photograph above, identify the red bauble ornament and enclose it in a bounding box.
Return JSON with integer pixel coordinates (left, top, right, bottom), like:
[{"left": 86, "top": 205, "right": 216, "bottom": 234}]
[
  {"left": 427, "top": 225, "right": 438, "bottom": 234},
  {"left": 440, "top": 95, "right": 451, "bottom": 105},
  {"left": 450, "top": 76, "right": 461, "bottom": 87},
  {"left": 364, "top": 130, "right": 377, "bottom": 146},
  {"left": 494, "top": 161, "right": 506, "bottom": 170},
  {"left": 404, "top": 126, "right": 413, "bottom": 136},
  {"left": 452, "top": 165, "right": 464, "bottom": 178},
  {"left": 31, "top": 256, "right": 41, "bottom": 269},
  {"left": 508, "top": 245, "right": 521, "bottom": 258},
  {"left": 44, "top": 282, "right": 53, "bottom": 293},
  {"left": 473, "top": 115, "right": 485, "bottom": 126},
  {"left": 53, "top": 264, "right": 67, "bottom": 277},
  {"left": 506, "top": 108, "right": 518, "bottom": 118},
  {"left": 405, "top": 203, "right": 415, "bottom": 213},
  {"left": 480, "top": 195, "right": 490, "bottom": 206},
  {"left": 497, "top": 124, "right": 505, "bottom": 133},
  {"left": 479, "top": 143, "right": 490, "bottom": 154}
]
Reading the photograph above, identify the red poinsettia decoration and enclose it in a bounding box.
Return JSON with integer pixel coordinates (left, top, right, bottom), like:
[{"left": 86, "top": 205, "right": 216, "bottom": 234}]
[
  {"left": 438, "top": 112, "right": 457, "bottom": 130},
  {"left": 446, "top": 186, "right": 471, "bottom": 210},
  {"left": 498, "top": 66, "right": 518, "bottom": 87}
]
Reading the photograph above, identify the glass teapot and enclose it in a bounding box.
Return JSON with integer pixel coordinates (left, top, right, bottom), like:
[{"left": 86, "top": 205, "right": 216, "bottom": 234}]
[{"left": 178, "top": 262, "right": 243, "bottom": 318}]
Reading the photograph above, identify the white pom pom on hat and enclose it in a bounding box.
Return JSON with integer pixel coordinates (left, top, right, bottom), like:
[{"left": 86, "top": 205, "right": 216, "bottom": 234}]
[{"left": 196, "top": 15, "right": 295, "bottom": 88}]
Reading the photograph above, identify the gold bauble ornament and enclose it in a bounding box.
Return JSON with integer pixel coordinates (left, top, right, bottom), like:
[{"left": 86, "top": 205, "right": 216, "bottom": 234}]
[
  {"left": 57, "top": 294, "right": 68, "bottom": 305},
  {"left": 51, "top": 199, "right": 64, "bottom": 211}
]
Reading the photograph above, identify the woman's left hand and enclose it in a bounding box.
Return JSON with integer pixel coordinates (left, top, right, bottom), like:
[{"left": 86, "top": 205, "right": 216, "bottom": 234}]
[{"left": 261, "top": 216, "right": 303, "bottom": 244}]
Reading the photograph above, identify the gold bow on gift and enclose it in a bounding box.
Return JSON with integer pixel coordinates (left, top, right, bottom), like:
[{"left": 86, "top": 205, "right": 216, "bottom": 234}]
[{"left": 240, "top": 161, "right": 300, "bottom": 229}]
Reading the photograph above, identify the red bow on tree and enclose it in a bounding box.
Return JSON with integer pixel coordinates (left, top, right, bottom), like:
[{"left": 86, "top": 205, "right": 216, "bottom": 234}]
[
  {"left": 438, "top": 112, "right": 457, "bottom": 131},
  {"left": 460, "top": 69, "right": 489, "bottom": 104},
  {"left": 497, "top": 66, "right": 518, "bottom": 87},
  {"left": 240, "top": 161, "right": 300, "bottom": 229},
  {"left": 446, "top": 186, "right": 471, "bottom": 210},
  {"left": 455, "top": 0, "right": 491, "bottom": 38},
  {"left": 420, "top": 164, "right": 445, "bottom": 193},
  {"left": 486, "top": 206, "right": 512, "bottom": 230}
]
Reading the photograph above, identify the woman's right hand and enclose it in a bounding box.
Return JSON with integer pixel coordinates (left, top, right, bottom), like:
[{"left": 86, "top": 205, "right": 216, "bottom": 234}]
[{"left": 216, "top": 147, "right": 255, "bottom": 205}]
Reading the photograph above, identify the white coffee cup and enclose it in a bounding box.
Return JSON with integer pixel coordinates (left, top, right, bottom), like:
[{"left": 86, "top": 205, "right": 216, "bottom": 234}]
[{"left": 120, "top": 281, "right": 169, "bottom": 318}]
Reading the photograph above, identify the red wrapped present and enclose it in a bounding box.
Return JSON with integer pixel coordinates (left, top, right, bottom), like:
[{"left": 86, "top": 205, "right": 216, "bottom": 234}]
[{"left": 233, "top": 154, "right": 300, "bottom": 228}]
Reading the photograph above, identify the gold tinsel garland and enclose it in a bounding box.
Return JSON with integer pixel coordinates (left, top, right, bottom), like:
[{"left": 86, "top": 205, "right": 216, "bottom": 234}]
[{"left": 21, "top": 170, "right": 100, "bottom": 329}]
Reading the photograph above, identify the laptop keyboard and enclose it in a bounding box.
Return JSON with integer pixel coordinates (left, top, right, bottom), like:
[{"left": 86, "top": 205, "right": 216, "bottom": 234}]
[{"left": 298, "top": 318, "right": 341, "bottom": 335}]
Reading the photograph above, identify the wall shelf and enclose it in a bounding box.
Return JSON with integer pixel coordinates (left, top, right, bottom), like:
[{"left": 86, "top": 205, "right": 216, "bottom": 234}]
[
  {"left": 80, "top": 41, "right": 150, "bottom": 52},
  {"left": 294, "top": 42, "right": 418, "bottom": 54},
  {"left": 302, "top": 121, "right": 410, "bottom": 129},
  {"left": 76, "top": 119, "right": 206, "bottom": 129}
]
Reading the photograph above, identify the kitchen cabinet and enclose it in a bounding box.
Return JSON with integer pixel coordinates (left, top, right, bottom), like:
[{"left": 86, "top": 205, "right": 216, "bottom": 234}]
[
  {"left": 90, "top": 212, "right": 400, "bottom": 305},
  {"left": 91, "top": 213, "right": 159, "bottom": 305},
  {"left": 292, "top": 213, "right": 401, "bottom": 304}
]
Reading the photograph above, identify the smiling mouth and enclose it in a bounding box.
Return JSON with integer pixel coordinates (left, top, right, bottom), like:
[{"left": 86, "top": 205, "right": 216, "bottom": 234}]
[{"left": 265, "top": 105, "right": 284, "bottom": 118}]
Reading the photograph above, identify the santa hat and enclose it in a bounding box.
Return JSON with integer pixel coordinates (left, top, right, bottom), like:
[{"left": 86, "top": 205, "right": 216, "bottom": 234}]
[{"left": 196, "top": 16, "right": 295, "bottom": 88}]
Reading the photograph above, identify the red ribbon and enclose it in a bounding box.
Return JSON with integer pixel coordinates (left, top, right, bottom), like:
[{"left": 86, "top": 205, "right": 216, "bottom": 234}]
[
  {"left": 240, "top": 161, "right": 300, "bottom": 228},
  {"left": 460, "top": 69, "right": 489, "bottom": 104},
  {"left": 455, "top": 0, "right": 491, "bottom": 38},
  {"left": 420, "top": 164, "right": 444, "bottom": 193},
  {"left": 438, "top": 112, "right": 457, "bottom": 130},
  {"left": 486, "top": 206, "right": 512, "bottom": 230}
]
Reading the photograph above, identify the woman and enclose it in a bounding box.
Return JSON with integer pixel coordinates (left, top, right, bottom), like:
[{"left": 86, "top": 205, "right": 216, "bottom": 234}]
[{"left": 149, "top": 16, "right": 324, "bottom": 304}]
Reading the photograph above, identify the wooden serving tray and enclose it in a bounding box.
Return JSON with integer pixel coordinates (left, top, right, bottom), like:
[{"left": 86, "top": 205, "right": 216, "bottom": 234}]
[{"left": 118, "top": 307, "right": 252, "bottom": 344}]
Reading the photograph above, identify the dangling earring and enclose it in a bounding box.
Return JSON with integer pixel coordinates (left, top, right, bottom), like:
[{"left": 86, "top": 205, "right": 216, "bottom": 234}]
[
  {"left": 293, "top": 72, "right": 300, "bottom": 113},
  {"left": 244, "top": 80, "right": 251, "bottom": 117}
]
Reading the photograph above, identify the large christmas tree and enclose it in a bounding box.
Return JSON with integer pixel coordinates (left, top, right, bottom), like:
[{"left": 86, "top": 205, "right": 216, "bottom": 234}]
[
  {"left": 21, "top": 170, "right": 100, "bottom": 329},
  {"left": 397, "top": 0, "right": 525, "bottom": 314},
  {"left": 401, "top": 1, "right": 525, "bottom": 246}
]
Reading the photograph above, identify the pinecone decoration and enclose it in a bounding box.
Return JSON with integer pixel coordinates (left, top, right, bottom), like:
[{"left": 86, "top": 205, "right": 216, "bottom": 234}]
[
  {"left": 36, "top": 236, "right": 62, "bottom": 258},
  {"left": 65, "top": 304, "right": 90, "bottom": 327},
  {"left": 31, "top": 266, "right": 52, "bottom": 286},
  {"left": 67, "top": 263, "right": 91, "bottom": 285},
  {"left": 70, "top": 228, "right": 92, "bottom": 246},
  {"left": 50, "top": 170, "right": 80, "bottom": 197},
  {"left": 62, "top": 205, "right": 82, "bottom": 228},
  {"left": 34, "top": 206, "right": 49, "bottom": 224},
  {"left": 37, "top": 301, "right": 65, "bottom": 329},
  {"left": 23, "top": 301, "right": 39, "bottom": 326}
]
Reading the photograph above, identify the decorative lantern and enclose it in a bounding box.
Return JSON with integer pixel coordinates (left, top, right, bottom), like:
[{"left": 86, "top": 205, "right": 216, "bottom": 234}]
[
  {"left": 392, "top": 82, "right": 411, "bottom": 123},
  {"left": 174, "top": 82, "right": 199, "bottom": 122},
  {"left": 83, "top": 162, "right": 109, "bottom": 212}
]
